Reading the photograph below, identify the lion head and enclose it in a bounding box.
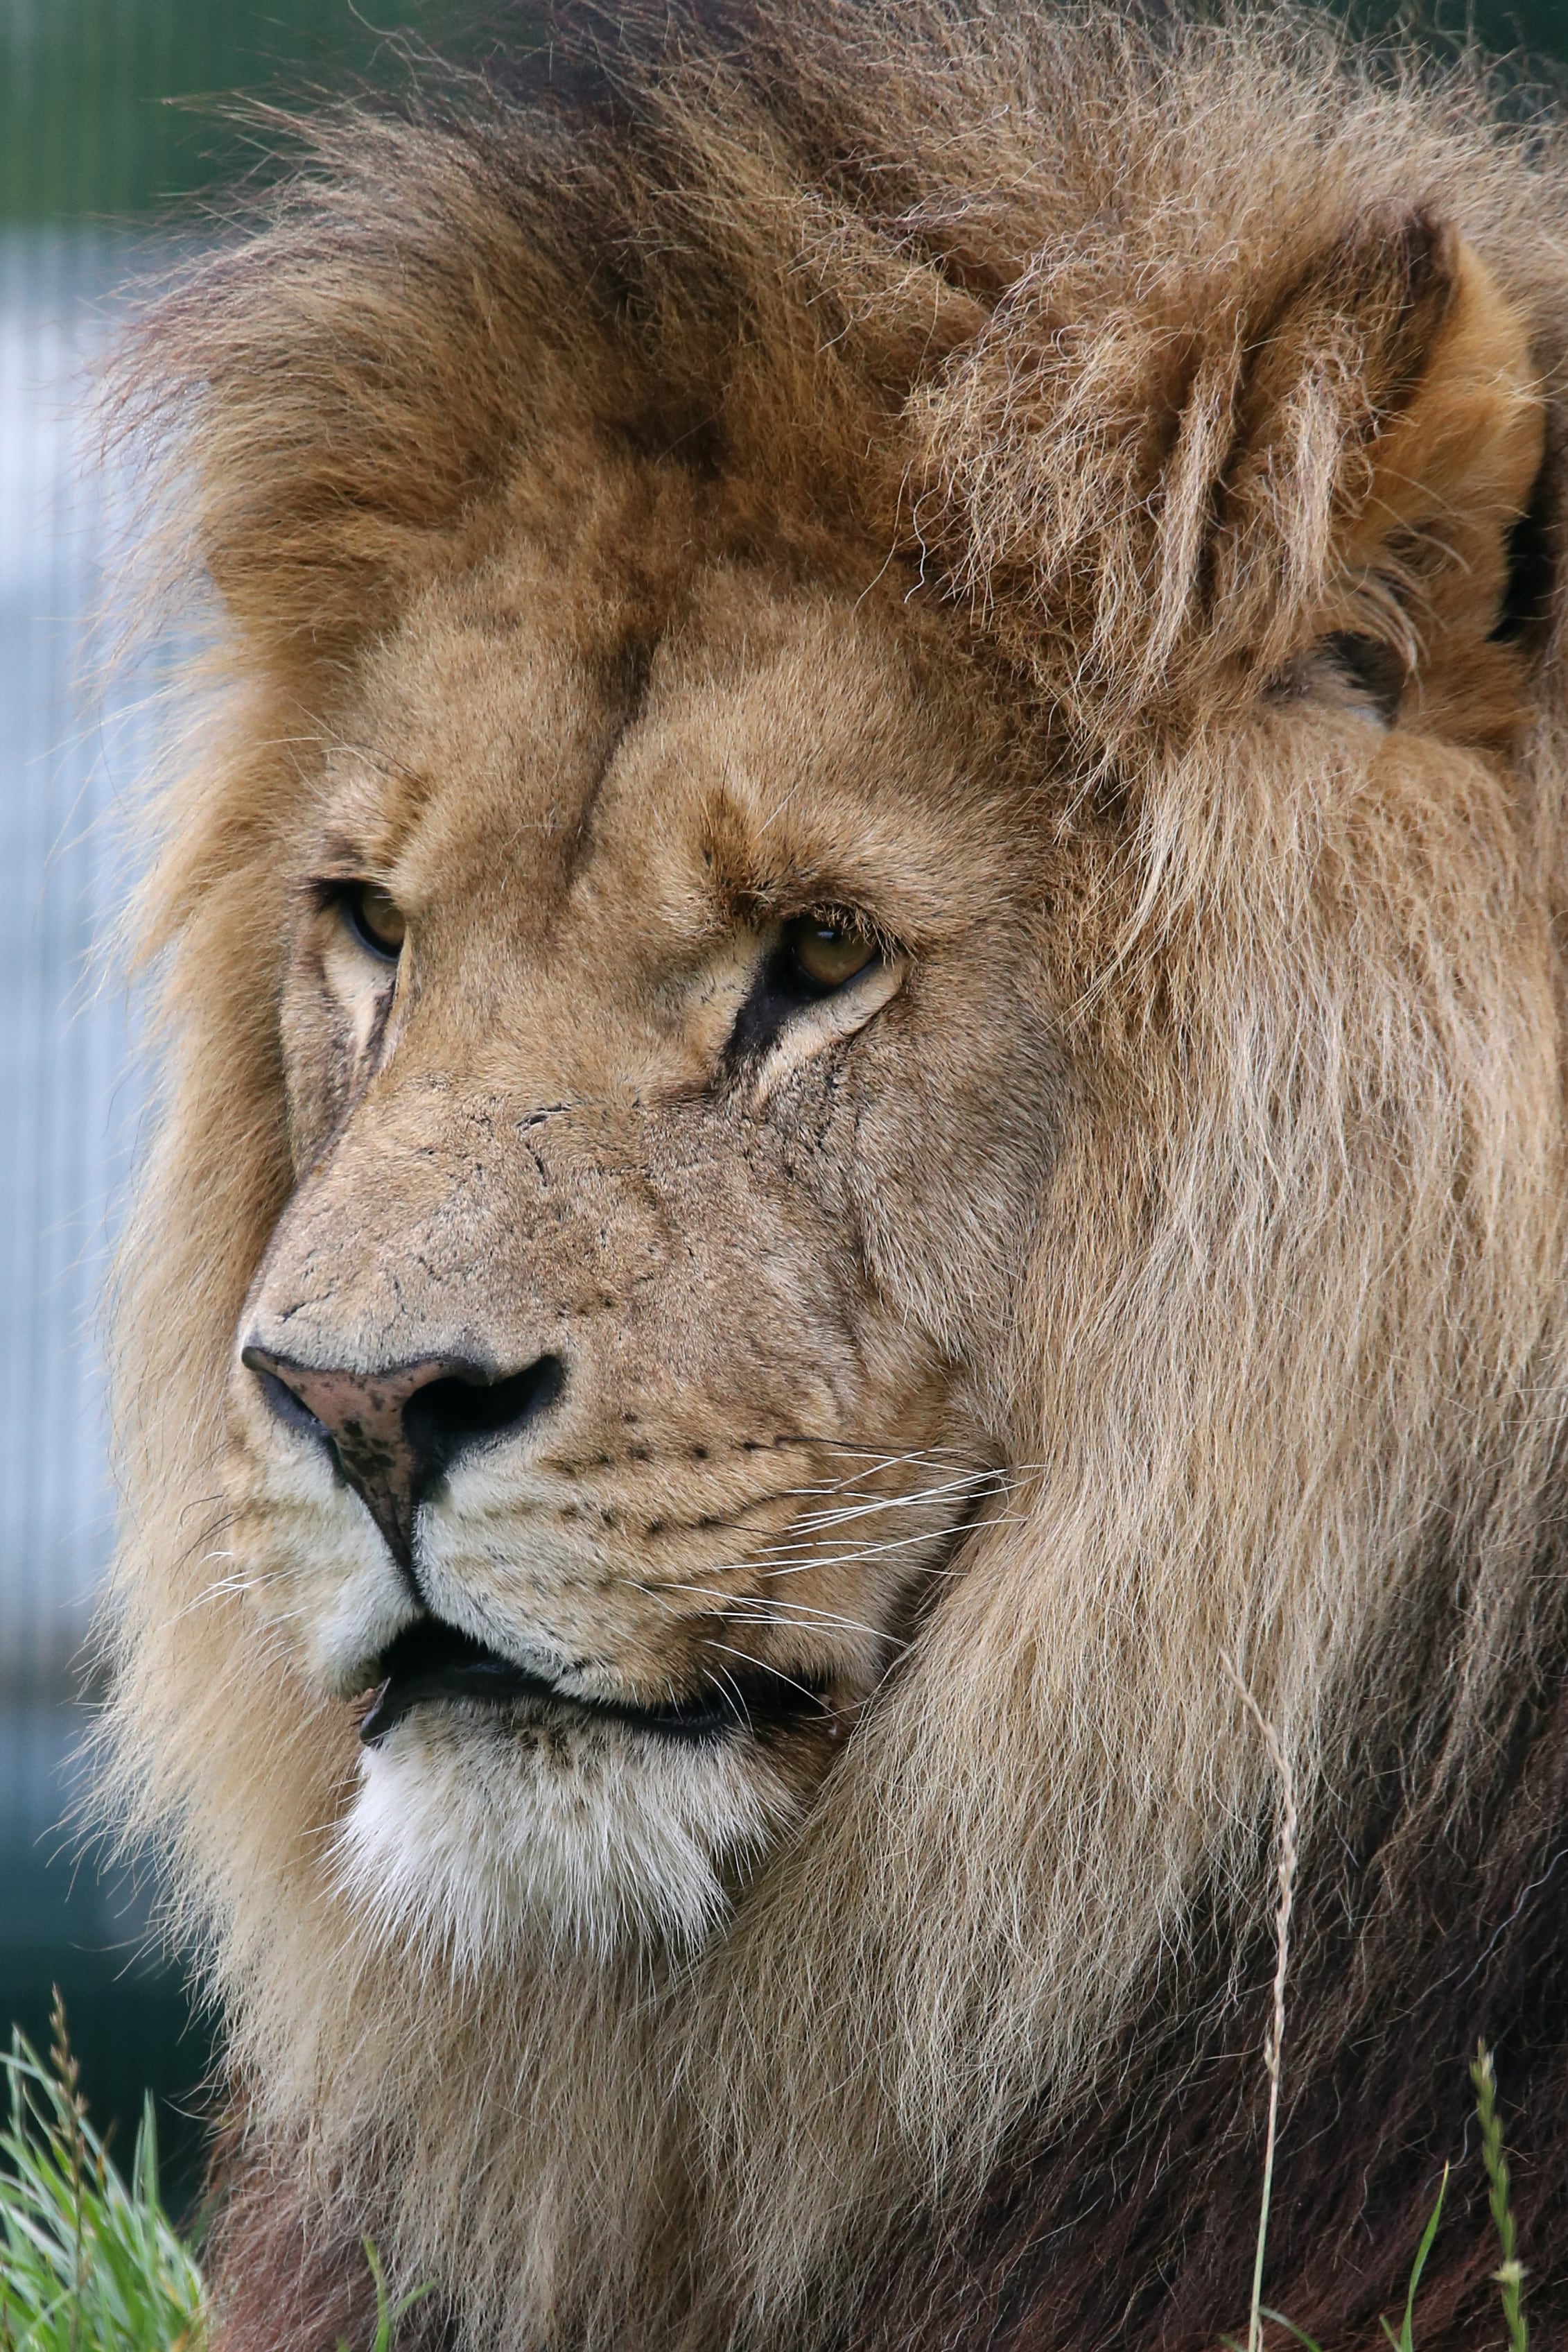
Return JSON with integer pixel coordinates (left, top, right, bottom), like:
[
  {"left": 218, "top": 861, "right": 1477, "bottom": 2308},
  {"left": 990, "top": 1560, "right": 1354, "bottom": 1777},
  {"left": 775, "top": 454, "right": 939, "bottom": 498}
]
[
  {"left": 233, "top": 514, "right": 1048, "bottom": 1959},
  {"left": 105, "top": 6, "right": 1568, "bottom": 2346}
]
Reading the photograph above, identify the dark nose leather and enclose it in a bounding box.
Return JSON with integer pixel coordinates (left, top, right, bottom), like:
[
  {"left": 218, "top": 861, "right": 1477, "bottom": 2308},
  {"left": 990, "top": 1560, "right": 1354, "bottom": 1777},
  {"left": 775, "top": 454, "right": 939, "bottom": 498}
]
[{"left": 241, "top": 1342, "right": 565, "bottom": 1567}]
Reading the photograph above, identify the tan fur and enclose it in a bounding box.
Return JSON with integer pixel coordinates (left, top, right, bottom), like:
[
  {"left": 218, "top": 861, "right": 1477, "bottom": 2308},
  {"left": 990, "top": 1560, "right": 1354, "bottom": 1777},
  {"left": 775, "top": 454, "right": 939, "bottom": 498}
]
[{"left": 101, "top": 6, "right": 1568, "bottom": 2345}]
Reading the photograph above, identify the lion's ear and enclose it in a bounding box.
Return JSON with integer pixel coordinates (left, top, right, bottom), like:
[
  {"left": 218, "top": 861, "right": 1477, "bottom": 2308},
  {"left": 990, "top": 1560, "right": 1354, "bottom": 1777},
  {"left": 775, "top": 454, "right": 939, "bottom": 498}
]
[
  {"left": 921, "top": 206, "right": 1549, "bottom": 756},
  {"left": 1296, "top": 214, "right": 1549, "bottom": 743}
]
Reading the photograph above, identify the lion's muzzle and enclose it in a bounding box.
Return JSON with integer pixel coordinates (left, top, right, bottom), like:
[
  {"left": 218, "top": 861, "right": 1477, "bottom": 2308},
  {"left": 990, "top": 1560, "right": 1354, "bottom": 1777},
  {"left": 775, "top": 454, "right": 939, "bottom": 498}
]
[
  {"left": 226, "top": 1059, "right": 983, "bottom": 1955},
  {"left": 241, "top": 1340, "right": 566, "bottom": 1568}
]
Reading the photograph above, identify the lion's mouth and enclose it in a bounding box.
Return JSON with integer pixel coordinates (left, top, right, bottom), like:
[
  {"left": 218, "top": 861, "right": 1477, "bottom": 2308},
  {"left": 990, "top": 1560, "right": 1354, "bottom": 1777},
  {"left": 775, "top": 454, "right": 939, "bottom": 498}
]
[{"left": 358, "top": 1615, "right": 830, "bottom": 1747}]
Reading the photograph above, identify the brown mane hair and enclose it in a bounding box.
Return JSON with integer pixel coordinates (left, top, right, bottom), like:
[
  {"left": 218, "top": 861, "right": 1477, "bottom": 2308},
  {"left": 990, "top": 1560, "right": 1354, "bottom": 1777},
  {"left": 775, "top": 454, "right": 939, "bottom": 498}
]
[{"left": 104, "top": 5, "right": 1568, "bottom": 2345}]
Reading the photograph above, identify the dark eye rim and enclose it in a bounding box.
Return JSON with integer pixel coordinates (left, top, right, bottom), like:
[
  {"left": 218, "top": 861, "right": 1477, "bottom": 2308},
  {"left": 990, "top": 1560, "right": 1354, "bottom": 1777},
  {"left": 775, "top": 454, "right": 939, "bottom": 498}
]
[
  {"left": 779, "top": 910, "right": 883, "bottom": 998},
  {"left": 329, "top": 881, "right": 405, "bottom": 964},
  {"left": 725, "top": 908, "right": 895, "bottom": 1067}
]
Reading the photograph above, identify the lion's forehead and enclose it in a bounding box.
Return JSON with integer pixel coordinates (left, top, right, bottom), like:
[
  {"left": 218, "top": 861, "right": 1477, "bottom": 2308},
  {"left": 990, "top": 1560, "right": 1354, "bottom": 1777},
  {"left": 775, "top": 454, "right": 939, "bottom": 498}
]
[{"left": 323, "top": 517, "right": 1019, "bottom": 964}]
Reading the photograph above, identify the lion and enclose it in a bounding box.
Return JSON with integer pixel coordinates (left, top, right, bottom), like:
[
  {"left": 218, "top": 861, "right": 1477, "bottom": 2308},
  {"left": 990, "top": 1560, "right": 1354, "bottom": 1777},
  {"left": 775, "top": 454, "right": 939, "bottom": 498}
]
[{"left": 101, "top": 2, "right": 1568, "bottom": 2345}]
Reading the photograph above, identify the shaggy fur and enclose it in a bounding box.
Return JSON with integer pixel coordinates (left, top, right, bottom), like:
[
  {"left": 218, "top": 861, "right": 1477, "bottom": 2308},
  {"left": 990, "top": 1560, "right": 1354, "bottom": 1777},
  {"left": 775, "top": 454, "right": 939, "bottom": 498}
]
[{"left": 103, "top": 4, "right": 1568, "bottom": 2346}]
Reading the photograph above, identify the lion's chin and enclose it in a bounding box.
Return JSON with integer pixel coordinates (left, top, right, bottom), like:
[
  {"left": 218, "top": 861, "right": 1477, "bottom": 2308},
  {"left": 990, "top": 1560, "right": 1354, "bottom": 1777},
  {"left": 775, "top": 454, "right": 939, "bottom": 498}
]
[{"left": 332, "top": 1700, "right": 802, "bottom": 1966}]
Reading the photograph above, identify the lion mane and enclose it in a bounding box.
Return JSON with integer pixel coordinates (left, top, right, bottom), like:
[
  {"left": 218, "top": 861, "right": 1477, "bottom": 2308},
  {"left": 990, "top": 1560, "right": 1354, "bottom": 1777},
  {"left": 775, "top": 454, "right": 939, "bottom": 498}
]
[{"left": 105, "top": 3, "right": 1568, "bottom": 2346}]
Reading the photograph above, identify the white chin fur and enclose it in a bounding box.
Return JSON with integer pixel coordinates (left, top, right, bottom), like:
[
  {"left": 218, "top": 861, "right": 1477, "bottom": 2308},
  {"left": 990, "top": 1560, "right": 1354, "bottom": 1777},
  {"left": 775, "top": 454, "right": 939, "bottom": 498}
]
[{"left": 333, "top": 1700, "right": 798, "bottom": 1967}]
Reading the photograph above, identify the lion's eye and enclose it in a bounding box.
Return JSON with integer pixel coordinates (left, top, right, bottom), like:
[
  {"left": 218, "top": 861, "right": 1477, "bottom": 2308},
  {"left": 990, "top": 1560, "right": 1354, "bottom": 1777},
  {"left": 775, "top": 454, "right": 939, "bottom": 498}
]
[
  {"left": 340, "top": 883, "right": 406, "bottom": 961},
  {"left": 785, "top": 917, "right": 876, "bottom": 992}
]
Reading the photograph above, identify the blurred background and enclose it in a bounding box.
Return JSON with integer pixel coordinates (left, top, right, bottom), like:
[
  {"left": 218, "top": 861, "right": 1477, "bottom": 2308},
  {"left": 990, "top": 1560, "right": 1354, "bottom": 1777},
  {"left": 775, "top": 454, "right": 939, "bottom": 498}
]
[
  {"left": 0, "top": 0, "right": 468, "bottom": 2202},
  {"left": 0, "top": 0, "right": 1565, "bottom": 2213}
]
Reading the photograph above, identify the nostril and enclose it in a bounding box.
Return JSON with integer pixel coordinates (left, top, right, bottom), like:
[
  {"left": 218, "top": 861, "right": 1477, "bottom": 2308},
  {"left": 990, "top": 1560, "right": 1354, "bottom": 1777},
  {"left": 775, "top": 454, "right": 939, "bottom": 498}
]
[
  {"left": 244, "top": 1350, "right": 331, "bottom": 1444},
  {"left": 402, "top": 1354, "right": 566, "bottom": 1478},
  {"left": 237, "top": 1339, "right": 564, "bottom": 1566}
]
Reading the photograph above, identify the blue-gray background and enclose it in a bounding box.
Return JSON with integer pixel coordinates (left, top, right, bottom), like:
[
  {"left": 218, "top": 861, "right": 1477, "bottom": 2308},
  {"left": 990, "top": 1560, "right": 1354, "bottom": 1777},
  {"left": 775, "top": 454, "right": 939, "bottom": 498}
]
[
  {"left": 0, "top": 0, "right": 465, "bottom": 2202},
  {"left": 1, "top": 0, "right": 1564, "bottom": 2209}
]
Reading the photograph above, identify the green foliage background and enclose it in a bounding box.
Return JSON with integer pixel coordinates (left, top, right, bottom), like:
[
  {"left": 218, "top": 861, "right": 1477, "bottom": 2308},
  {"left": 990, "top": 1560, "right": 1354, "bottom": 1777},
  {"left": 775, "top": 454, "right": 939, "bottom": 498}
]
[
  {"left": 0, "top": 0, "right": 464, "bottom": 223},
  {"left": 2, "top": 0, "right": 1568, "bottom": 225}
]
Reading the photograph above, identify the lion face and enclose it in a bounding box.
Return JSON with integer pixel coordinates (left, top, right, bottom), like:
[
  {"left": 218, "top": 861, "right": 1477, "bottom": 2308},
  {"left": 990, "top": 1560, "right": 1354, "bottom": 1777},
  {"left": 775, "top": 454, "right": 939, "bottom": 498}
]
[{"left": 228, "top": 471, "right": 1057, "bottom": 1957}]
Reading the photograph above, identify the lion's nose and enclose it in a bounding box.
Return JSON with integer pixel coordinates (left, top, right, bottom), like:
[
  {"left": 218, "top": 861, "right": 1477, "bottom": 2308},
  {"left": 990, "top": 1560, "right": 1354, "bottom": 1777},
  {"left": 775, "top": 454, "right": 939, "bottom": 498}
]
[{"left": 241, "top": 1341, "right": 565, "bottom": 1568}]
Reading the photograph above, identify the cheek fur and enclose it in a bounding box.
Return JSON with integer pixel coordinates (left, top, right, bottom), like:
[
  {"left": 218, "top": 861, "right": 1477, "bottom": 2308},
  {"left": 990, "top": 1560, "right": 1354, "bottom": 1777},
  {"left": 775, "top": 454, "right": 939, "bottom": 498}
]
[{"left": 279, "top": 926, "right": 397, "bottom": 1172}]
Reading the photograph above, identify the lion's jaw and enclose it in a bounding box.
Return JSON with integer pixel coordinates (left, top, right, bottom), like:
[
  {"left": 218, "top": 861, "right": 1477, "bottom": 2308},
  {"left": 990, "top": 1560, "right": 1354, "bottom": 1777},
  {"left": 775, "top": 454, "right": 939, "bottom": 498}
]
[{"left": 226, "top": 517, "right": 1050, "bottom": 1965}]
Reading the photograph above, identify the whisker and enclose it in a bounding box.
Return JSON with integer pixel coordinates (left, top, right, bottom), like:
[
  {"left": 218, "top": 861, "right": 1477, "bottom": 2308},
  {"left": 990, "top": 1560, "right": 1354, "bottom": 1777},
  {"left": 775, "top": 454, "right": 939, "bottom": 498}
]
[
  {"left": 167, "top": 1568, "right": 263, "bottom": 1625},
  {"left": 757, "top": 1459, "right": 1034, "bottom": 1520},
  {"left": 625, "top": 1530, "right": 944, "bottom": 1599},
  {"left": 744, "top": 1468, "right": 1007, "bottom": 1539},
  {"left": 755, "top": 1519, "right": 1029, "bottom": 1577},
  {"left": 776, "top": 1474, "right": 1011, "bottom": 1537},
  {"left": 619, "top": 1501, "right": 1005, "bottom": 1601},
  {"left": 726, "top": 1607, "right": 901, "bottom": 1645},
  {"left": 660, "top": 1584, "right": 901, "bottom": 1645},
  {"left": 703, "top": 1659, "right": 755, "bottom": 1734},
  {"left": 700, "top": 1643, "right": 826, "bottom": 1709}
]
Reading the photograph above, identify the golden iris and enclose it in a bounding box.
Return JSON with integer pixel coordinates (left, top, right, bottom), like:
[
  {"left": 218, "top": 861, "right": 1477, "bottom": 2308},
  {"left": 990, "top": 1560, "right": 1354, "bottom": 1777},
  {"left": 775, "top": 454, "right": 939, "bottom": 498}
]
[
  {"left": 343, "top": 882, "right": 407, "bottom": 959},
  {"left": 787, "top": 916, "right": 876, "bottom": 991}
]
